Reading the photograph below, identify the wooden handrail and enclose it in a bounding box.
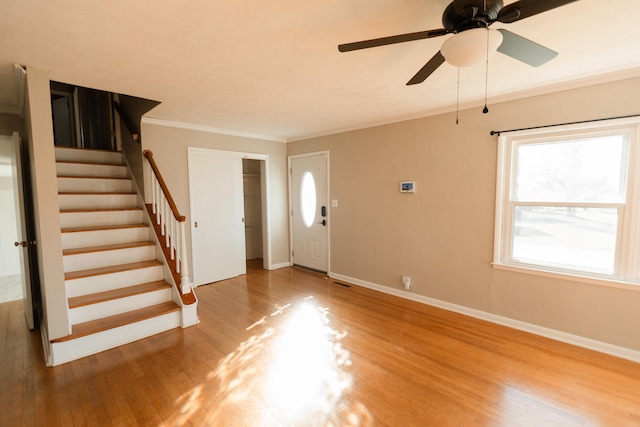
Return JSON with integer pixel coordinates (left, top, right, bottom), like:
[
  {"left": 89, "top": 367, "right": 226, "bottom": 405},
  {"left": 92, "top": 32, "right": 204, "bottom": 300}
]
[
  {"left": 143, "top": 149, "right": 194, "bottom": 301},
  {"left": 143, "top": 150, "right": 185, "bottom": 222}
]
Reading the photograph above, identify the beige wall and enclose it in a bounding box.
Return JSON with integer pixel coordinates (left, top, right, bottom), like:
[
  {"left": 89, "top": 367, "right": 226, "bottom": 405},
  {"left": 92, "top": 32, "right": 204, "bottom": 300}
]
[
  {"left": 118, "top": 95, "right": 161, "bottom": 197},
  {"left": 24, "top": 67, "right": 68, "bottom": 340},
  {"left": 140, "top": 122, "right": 290, "bottom": 272},
  {"left": 0, "top": 112, "right": 25, "bottom": 138},
  {"left": 121, "top": 126, "right": 144, "bottom": 194},
  {"left": 288, "top": 76, "right": 640, "bottom": 352}
]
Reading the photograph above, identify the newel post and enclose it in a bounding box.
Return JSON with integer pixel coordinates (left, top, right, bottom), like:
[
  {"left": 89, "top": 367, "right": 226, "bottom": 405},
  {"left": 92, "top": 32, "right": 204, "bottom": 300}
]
[{"left": 179, "top": 221, "right": 193, "bottom": 295}]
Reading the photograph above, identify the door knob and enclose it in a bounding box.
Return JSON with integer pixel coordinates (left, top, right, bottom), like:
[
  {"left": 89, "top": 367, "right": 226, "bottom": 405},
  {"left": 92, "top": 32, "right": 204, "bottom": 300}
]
[
  {"left": 14, "top": 241, "right": 27, "bottom": 247},
  {"left": 318, "top": 219, "right": 326, "bottom": 226}
]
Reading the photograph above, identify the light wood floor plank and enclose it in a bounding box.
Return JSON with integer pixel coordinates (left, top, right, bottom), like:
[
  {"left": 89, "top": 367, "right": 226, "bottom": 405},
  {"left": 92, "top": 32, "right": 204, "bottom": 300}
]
[{"left": 1, "top": 259, "right": 640, "bottom": 426}]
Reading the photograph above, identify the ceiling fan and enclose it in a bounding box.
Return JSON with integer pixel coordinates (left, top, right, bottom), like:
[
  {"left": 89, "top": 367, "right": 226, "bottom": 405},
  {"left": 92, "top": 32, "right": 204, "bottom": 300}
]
[{"left": 338, "top": 0, "right": 579, "bottom": 85}]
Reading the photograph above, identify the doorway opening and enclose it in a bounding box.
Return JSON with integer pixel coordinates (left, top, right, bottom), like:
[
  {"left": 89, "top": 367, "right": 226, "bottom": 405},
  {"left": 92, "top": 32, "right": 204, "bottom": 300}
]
[
  {"left": 50, "top": 82, "right": 116, "bottom": 150},
  {"left": 0, "top": 133, "right": 40, "bottom": 329},
  {"left": 0, "top": 155, "right": 22, "bottom": 302},
  {"left": 188, "top": 148, "right": 270, "bottom": 286},
  {"left": 243, "top": 159, "right": 264, "bottom": 262}
]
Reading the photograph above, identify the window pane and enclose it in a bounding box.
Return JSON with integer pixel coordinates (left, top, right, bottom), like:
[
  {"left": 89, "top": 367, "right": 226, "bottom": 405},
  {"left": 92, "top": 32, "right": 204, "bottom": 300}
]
[
  {"left": 512, "top": 206, "right": 618, "bottom": 274},
  {"left": 300, "top": 172, "right": 316, "bottom": 227},
  {"left": 515, "top": 136, "right": 626, "bottom": 203}
]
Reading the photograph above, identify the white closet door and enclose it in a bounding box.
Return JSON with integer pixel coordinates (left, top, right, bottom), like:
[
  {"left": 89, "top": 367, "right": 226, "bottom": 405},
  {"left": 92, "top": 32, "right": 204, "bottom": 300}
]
[{"left": 189, "top": 149, "right": 246, "bottom": 285}]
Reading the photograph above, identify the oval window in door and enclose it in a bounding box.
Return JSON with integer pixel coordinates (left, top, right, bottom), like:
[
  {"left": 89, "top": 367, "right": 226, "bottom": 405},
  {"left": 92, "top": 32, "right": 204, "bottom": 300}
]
[{"left": 301, "top": 171, "right": 316, "bottom": 227}]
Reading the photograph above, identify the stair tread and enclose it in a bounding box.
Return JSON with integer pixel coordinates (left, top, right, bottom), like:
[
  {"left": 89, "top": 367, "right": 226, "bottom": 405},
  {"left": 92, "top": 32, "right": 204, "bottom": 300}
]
[
  {"left": 59, "top": 191, "right": 136, "bottom": 195},
  {"left": 63, "top": 241, "right": 155, "bottom": 256},
  {"left": 57, "top": 175, "right": 131, "bottom": 180},
  {"left": 65, "top": 260, "right": 162, "bottom": 280},
  {"left": 57, "top": 160, "right": 124, "bottom": 167},
  {"left": 60, "top": 207, "right": 142, "bottom": 213},
  {"left": 62, "top": 223, "right": 148, "bottom": 233},
  {"left": 68, "top": 280, "right": 172, "bottom": 308},
  {"left": 56, "top": 147, "right": 122, "bottom": 153},
  {"left": 51, "top": 302, "right": 180, "bottom": 343}
]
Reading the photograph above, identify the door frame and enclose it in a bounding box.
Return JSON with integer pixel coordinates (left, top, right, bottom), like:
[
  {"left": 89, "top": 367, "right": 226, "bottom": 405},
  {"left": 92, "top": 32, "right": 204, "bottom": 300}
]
[
  {"left": 288, "top": 151, "right": 330, "bottom": 273},
  {"left": 1, "top": 132, "right": 35, "bottom": 329},
  {"left": 187, "top": 147, "right": 271, "bottom": 284}
]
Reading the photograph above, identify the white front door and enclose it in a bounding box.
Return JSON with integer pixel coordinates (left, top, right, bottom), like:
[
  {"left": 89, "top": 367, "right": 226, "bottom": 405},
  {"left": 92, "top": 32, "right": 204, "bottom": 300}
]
[
  {"left": 188, "top": 149, "right": 246, "bottom": 285},
  {"left": 290, "top": 153, "right": 328, "bottom": 273},
  {"left": 1, "top": 133, "right": 35, "bottom": 328}
]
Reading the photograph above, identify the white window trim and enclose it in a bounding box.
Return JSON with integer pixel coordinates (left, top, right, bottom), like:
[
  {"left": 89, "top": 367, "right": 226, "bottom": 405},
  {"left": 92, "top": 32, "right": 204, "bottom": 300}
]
[{"left": 493, "top": 117, "right": 640, "bottom": 289}]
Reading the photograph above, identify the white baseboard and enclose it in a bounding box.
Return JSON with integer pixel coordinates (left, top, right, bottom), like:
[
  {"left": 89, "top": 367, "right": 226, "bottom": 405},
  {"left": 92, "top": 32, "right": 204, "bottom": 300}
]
[
  {"left": 329, "top": 272, "right": 640, "bottom": 364},
  {"left": 269, "top": 261, "right": 291, "bottom": 270}
]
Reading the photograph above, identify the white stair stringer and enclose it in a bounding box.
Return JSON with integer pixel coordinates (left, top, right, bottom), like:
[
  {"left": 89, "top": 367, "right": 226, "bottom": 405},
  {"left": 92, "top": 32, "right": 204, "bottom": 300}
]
[{"left": 51, "top": 146, "right": 194, "bottom": 366}]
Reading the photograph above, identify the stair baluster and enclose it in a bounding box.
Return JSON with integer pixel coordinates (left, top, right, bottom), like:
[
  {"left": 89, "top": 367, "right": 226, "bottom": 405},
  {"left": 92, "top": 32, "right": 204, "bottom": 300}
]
[{"left": 143, "top": 150, "right": 192, "bottom": 296}]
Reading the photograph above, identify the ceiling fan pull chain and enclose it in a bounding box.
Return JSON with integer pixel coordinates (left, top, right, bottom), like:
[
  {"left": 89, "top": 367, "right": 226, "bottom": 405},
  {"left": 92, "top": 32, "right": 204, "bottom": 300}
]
[
  {"left": 483, "top": 27, "right": 490, "bottom": 114},
  {"left": 456, "top": 67, "right": 460, "bottom": 125}
]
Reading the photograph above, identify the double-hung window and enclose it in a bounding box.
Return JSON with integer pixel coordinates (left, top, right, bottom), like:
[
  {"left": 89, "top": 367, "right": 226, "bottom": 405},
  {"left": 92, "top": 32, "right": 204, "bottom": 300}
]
[{"left": 494, "top": 118, "right": 640, "bottom": 286}]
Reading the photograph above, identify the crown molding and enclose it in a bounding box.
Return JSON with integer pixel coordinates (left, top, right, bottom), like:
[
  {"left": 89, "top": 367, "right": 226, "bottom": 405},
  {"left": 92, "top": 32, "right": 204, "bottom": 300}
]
[
  {"left": 289, "top": 67, "right": 640, "bottom": 142},
  {"left": 140, "top": 117, "right": 287, "bottom": 143}
]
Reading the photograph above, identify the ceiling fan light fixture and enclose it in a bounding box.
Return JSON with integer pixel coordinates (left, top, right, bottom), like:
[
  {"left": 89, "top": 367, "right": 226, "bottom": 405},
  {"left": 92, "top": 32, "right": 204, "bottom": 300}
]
[{"left": 441, "top": 28, "right": 503, "bottom": 67}]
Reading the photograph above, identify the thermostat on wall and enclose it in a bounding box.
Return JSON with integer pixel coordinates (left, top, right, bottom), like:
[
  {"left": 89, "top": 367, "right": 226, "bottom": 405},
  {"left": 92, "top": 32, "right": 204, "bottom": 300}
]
[{"left": 400, "top": 181, "right": 415, "bottom": 193}]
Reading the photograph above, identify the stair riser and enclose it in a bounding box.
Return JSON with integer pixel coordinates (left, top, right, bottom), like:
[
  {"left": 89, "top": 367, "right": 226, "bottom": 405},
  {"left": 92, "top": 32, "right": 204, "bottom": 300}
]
[
  {"left": 55, "top": 147, "right": 123, "bottom": 164},
  {"left": 56, "top": 162, "right": 127, "bottom": 178},
  {"left": 49, "top": 311, "right": 181, "bottom": 366},
  {"left": 60, "top": 210, "right": 143, "bottom": 228},
  {"left": 61, "top": 227, "right": 149, "bottom": 250},
  {"left": 64, "top": 246, "right": 157, "bottom": 272},
  {"left": 58, "top": 193, "right": 138, "bottom": 210},
  {"left": 57, "top": 177, "right": 132, "bottom": 193},
  {"left": 65, "top": 265, "right": 164, "bottom": 297},
  {"left": 68, "top": 288, "right": 172, "bottom": 325}
]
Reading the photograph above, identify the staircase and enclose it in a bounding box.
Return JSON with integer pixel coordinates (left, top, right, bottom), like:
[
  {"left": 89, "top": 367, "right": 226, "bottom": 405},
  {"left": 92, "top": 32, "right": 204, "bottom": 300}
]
[{"left": 50, "top": 147, "right": 190, "bottom": 365}]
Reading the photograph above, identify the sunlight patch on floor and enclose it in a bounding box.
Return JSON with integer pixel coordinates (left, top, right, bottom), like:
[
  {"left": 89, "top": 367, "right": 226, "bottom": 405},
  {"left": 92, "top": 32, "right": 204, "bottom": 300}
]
[
  {"left": 164, "top": 297, "right": 371, "bottom": 426},
  {"left": 266, "top": 302, "right": 351, "bottom": 420},
  {"left": 497, "top": 384, "right": 597, "bottom": 427}
]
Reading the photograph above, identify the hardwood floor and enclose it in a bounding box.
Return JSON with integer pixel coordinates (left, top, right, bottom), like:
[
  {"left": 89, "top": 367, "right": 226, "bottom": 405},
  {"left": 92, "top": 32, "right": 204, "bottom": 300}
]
[{"left": 2, "top": 259, "right": 640, "bottom": 426}]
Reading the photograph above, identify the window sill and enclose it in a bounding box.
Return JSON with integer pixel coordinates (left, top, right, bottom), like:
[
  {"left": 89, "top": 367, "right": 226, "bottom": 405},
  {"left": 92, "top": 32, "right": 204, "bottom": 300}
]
[{"left": 492, "top": 262, "right": 640, "bottom": 292}]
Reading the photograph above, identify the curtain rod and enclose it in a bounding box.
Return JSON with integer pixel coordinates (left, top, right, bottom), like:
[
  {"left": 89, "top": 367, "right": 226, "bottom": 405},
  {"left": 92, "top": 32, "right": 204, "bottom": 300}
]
[{"left": 490, "top": 113, "right": 640, "bottom": 136}]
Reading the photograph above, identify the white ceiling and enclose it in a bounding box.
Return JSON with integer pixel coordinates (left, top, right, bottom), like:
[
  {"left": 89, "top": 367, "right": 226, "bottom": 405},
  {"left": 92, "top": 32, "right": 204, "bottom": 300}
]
[{"left": 1, "top": 0, "right": 639, "bottom": 142}]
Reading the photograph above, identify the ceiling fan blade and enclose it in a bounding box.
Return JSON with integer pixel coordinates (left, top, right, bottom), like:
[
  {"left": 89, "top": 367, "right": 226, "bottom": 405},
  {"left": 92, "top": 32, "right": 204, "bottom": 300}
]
[
  {"left": 497, "top": 0, "right": 579, "bottom": 23},
  {"left": 406, "top": 51, "right": 446, "bottom": 85},
  {"left": 338, "top": 29, "right": 448, "bottom": 52},
  {"left": 496, "top": 29, "right": 558, "bottom": 67}
]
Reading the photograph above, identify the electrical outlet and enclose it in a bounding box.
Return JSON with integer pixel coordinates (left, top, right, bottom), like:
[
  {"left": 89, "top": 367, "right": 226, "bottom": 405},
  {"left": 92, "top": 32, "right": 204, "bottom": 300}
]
[{"left": 402, "top": 276, "right": 411, "bottom": 290}]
